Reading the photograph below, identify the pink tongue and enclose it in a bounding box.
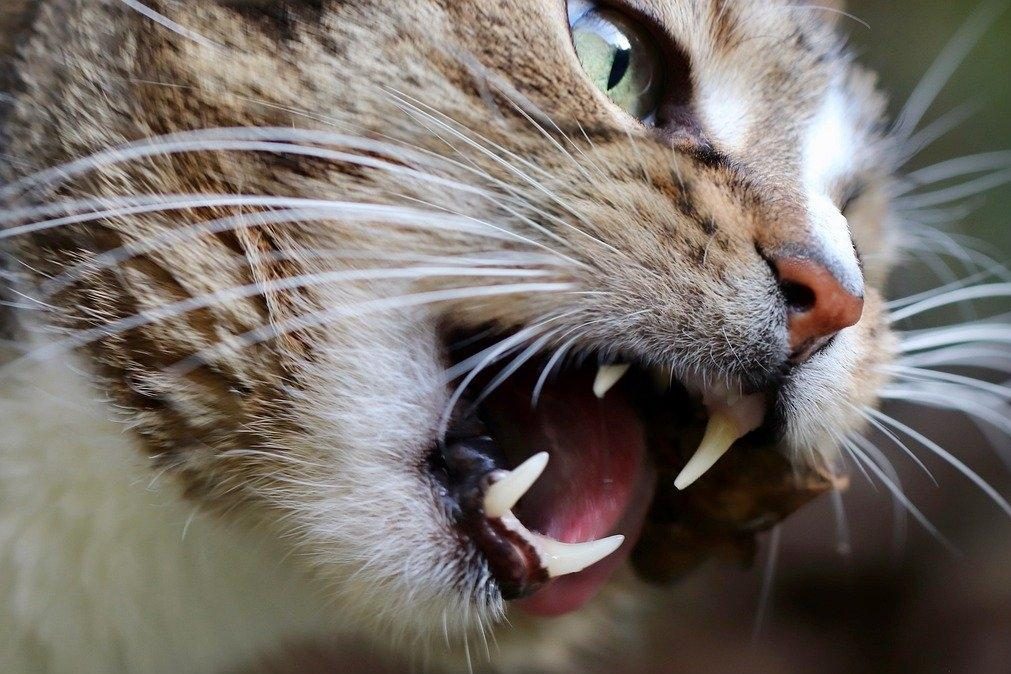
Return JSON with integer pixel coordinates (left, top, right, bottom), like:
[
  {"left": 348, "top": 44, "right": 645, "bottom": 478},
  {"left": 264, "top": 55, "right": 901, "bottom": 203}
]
[{"left": 482, "top": 369, "right": 655, "bottom": 617}]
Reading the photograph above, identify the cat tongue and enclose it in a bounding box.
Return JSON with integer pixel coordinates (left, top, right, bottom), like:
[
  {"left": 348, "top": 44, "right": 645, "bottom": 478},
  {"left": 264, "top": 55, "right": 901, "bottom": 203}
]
[{"left": 482, "top": 369, "right": 655, "bottom": 617}]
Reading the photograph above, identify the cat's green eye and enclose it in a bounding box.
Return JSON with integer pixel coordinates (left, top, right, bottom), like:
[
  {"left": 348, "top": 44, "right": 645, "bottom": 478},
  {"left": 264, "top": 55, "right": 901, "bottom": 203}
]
[{"left": 568, "top": 2, "right": 663, "bottom": 122}]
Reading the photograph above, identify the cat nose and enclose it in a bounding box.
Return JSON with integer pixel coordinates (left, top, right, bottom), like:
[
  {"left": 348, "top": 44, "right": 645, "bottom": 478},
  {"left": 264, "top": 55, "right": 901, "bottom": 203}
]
[{"left": 769, "top": 253, "right": 865, "bottom": 359}]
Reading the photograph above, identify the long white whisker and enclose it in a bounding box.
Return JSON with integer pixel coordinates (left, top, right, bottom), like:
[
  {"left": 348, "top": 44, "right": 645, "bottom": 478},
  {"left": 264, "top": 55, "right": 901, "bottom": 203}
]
[
  {"left": 750, "top": 524, "right": 782, "bottom": 643},
  {"left": 848, "top": 434, "right": 909, "bottom": 556},
  {"left": 170, "top": 283, "right": 574, "bottom": 377},
  {"left": 438, "top": 324, "right": 555, "bottom": 439},
  {"left": 894, "top": 168, "right": 1011, "bottom": 211},
  {"left": 829, "top": 487, "right": 851, "bottom": 556},
  {"left": 900, "top": 345, "right": 1011, "bottom": 372},
  {"left": 885, "top": 364, "right": 1011, "bottom": 400},
  {"left": 887, "top": 269, "right": 1002, "bottom": 310},
  {"left": 853, "top": 405, "right": 938, "bottom": 485},
  {"left": 467, "top": 328, "right": 565, "bottom": 413},
  {"left": 11, "top": 275, "right": 565, "bottom": 378},
  {"left": 899, "top": 323, "right": 1011, "bottom": 352},
  {"left": 531, "top": 334, "right": 584, "bottom": 408},
  {"left": 899, "top": 103, "right": 981, "bottom": 166},
  {"left": 890, "top": 283, "right": 1011, "bottom": 323},
  {"left": 880, "top": 387, "right": 1011, "bottom": 441},
  {"left": 892, "top": 0, "right": 1005, "bottom": 140},
  {"left": 866, "top": 408, "right": 1011, "bottom": 519},
  {"left": 842, "top": 437, "right": 958, "bottom": 554},
  {"left": 1, "top": 127, "right": 470, "bottom": 200},
  {"left": 117, "top": 0, "right": 221, "bottom": 49},
  {"left": 38, "top": 203, "right": 558, "bottom": 296},
  {"left": 902, "top": 150, "right": 1011, "bottom": 189}
]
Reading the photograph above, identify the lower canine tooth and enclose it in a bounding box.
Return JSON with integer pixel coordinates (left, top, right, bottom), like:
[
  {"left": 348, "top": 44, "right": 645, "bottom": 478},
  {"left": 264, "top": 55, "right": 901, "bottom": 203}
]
[
  {"left": 531, "top": 532, "right": 625, "bottom": 577},
  {"left": 483, "top": 452, "right": 549, "bottom": 519},
  {"left": 673, "top": 411, "right": 742, "bottom": 490},
  {"left": 593, "top": 364, "right": 630, "bottom": 398}
]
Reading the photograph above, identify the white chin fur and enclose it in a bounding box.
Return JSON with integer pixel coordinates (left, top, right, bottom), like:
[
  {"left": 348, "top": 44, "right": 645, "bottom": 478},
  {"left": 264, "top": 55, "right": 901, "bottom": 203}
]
[{"left": 0, "top": 334, "right": 334, "bottom": 673}]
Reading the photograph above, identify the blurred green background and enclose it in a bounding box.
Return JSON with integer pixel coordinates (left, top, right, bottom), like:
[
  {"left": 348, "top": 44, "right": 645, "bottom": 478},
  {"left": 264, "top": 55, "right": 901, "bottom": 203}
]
[{"left": 854, "top": 0, "right": 1011, "bottom": 254}]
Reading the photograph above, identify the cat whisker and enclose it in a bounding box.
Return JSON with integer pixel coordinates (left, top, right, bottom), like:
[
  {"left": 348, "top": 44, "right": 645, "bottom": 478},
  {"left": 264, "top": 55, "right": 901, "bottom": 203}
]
[
  {"left": 846, "top": 434, "right": 910, "bottom": 555},
  {"left": 780, "top": 4, "right": 871, "bottom": 30},
  {"left": 898, "top": 102, "right": 981, "bottom": 166},
  {"left": 532, "top": 333, "right": 585, "bottom": 408},
  {"left": 899, "top": 345, "right": 1011, "bottom": 372},
  {"left": 899, "top": 323, "right": 1011, "bottom": 353},
  {"left": 841, "top": 435, "right": 957, "bottom": 553},
  {"left": 893, "top": 168, "right": 1011, "bottom": 211},
  {"left": 6, "top": 273, "right": 570, "bottom": 382},
  {"left": 36, "top": 202, "right": 570, "bottom": 297},
  {"left": 892, "top": 0, "right": 1004, "bottom": 141},
  {"left": 465, "top": 327, "right": 568, "bottom": 415},
  {"left": 885, "top": 364, "right": 1011, "bottom": 400},
  {"left": 385, "top": 87, "right": 629, "bottom": 260},
  {"left": 168, "top": 282, "right": 575, "bottom": 377},
  {"left": 0, "top": 127, "right": 472, "bottom": 200},
  {"left": 880, "top": 386, "right": 1011, "bottom": 438},
  {"left": 886, "top": 270, "right": 1004, "bottom": 310},
  {"left": 900, "top": 150, "right": 1011, "bottom": 191},
  {"left": 116, "top": 0, "right": 222, "bottom": 50},
  {"left": 438, "top": 317, "right": 573, "bottom": 439},
  {"left": 851, "top": 403, "right": 938, "bottom": 485},
  {"left": 889, "top": 283, "right": 1011, "bottom": 323},
  {"left": 865, "top": 407, "right": 1011, "bottom": 518},
  {"left": 900, "top": 201, "right": 986, "bottom": 227},
  {"left": 899, "top": 226, "right": 1011, "bottom": 278}
]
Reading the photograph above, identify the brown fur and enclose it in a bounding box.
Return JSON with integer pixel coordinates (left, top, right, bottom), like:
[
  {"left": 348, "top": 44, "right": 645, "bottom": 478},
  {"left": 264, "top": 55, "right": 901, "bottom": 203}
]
[{"left": 1, "top": 0, "right": 900, "bottom": 670}]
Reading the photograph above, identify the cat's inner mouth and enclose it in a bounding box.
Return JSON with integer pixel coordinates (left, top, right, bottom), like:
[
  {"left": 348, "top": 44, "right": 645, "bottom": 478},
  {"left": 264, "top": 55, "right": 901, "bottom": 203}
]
[{"left": 431, "top": 328, "right": 831, "bottom": 618}]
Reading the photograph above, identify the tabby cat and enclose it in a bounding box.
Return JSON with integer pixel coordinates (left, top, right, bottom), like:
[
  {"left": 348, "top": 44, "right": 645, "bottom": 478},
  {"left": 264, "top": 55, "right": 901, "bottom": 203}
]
[{"left": 0, "top": 1, "right": 1006, "bottom": 672}]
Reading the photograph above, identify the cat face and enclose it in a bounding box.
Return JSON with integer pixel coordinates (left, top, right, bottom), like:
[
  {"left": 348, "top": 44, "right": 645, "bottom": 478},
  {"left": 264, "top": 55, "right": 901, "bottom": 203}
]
[{"left": 4, "top": 0, "right": 902, "bottom": 658}]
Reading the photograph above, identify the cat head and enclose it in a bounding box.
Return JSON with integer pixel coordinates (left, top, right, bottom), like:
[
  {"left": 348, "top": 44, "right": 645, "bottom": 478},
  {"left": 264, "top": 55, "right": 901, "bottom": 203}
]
[{"left": 4, "top": 0, "right": 912, "bottom": 661}]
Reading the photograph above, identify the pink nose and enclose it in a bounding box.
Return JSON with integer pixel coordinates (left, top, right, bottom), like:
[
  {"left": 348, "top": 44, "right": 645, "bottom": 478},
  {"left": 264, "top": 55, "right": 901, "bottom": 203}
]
[{"left": 770, "top": 255, "right": 865, "bottom": 359}]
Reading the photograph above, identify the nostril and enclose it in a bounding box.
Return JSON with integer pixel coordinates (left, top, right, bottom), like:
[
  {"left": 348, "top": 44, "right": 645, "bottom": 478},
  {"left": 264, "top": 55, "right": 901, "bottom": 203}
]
[
  {"left": 767, "top": 253, "right": 865, "bottom": 358},
  {"left": 779, "top": 280, "right": 816, "bottom": 314}
]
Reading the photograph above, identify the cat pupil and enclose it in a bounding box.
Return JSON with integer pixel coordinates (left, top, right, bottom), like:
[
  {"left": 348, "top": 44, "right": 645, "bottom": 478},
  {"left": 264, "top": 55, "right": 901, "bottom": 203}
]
[{"left": 607, "top": 47, "right": 631, "bottom": 91}]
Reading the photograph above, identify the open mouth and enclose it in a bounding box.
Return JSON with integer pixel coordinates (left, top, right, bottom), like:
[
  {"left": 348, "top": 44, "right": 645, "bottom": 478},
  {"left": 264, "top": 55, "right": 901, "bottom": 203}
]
[{"left": 430, "top": 328, "right": 835, "bottom": 618}]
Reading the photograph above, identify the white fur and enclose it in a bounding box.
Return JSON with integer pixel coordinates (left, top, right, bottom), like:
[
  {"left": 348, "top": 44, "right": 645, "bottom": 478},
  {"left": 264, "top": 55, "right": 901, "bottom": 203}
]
[
  {"left": 0, "top": 335, "right": 337, "bottom": 673},
  {"left": 697, "top": 73, "right": 754, "bottom": 153},
  {"left": 803, "top": 90, "right": 863, "bottom": 293}
]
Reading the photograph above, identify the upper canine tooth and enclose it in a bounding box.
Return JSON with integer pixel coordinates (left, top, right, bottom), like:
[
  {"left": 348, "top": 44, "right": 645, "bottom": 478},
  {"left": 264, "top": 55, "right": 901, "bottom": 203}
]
[
  {"left": 674, "top": 393, "right": 766, "bottom": 490},
  {"left": 593, "top": 364, "right": 631, "bottom": 398},
  {"left": 530, "top": 532, "right": 625, "bottom": 577},
  {"left": 484, "top": 452, "right": 549, "bottom": 519},
  {"left": 673, "top": 411, "right": 741, "bottom": 490}
]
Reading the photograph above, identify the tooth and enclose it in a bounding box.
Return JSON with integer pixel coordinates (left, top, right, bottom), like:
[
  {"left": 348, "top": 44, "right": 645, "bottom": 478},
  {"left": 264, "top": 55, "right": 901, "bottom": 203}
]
[
  {"left": 483, "top": 452, "right": 549, "bottom": 518},
  {"left": 530, "top": 532, "right": 625, "bottom": 577},
  {"left": 593, "top": 364, "right": 630, "bottom": 398},
  {"left": 673, "top": 410, "right": 744, "bottom": 490},
  {"left": 495, "top": 510, "right": 625, "bottom": 578},
  {"left": 674, "top": 393, "right": 767, "bottom": 490}
]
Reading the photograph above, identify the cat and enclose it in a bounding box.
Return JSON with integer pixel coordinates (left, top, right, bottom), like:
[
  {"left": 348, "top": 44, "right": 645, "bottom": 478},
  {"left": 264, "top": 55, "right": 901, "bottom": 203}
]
[{"left": 0, "top": 1, "right": 1006, "bottom": 672}]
